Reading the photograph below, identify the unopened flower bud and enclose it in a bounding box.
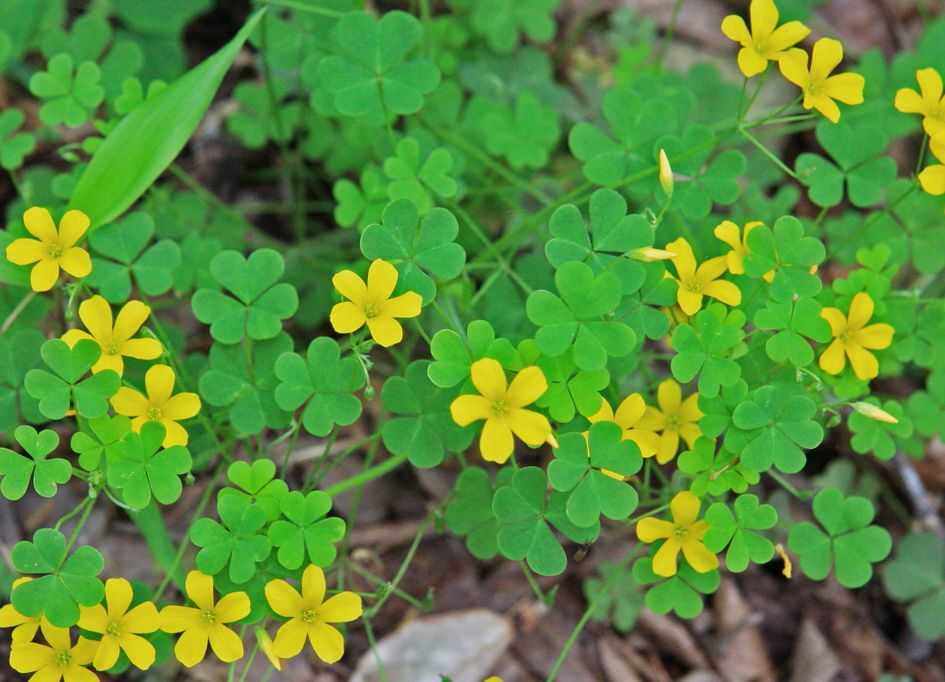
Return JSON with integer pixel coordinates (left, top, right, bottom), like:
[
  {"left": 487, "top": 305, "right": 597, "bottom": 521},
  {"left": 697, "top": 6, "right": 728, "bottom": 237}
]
[
  {"left": 775, "top": 543, "right": 792, "bottom": 578},
  {"left": 255, "top": 628, "right": 283, "bottom": 671},
  {"left": 851, "top": 401, "right": 899, "bottom": 424},
  {"left": 630, "top": 247, "right": 676, "bottom": 262},
  {"left": 658, "top": 149, "right": 674, "bottom": 196}
]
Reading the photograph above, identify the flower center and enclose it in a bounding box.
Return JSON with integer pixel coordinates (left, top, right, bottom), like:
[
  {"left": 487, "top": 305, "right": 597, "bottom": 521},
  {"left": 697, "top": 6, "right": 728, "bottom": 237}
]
[
  {"left": 106, "top": 621, "right": 121, "bottom": 637},
  {"left": 364, "top": 302, "right": 380, "bottom": 319},
  {"left": 56, "top": 650, "right": 71, "bottom": 667},
  {"left": 665, "top": 414, "right": 681, "bottom": 431},
  {"left": 683, "top": 279, "right": 702, "bottom": 294},
  {"left": 147, "top": 406, "right": 163, "bottom": 421},
  {"left": 301, "top": 608, "right": 317, "bottom": 624},
  {"left": 201, "top": 609, "right": 217, "bottom": 624},
  {"left": 673, "top": 526, "right": 689, "bottom": 540},
  {"left": 103, "top": 338, "right": 121, "bottom": 355},
  {"left": 491, "top": 400, "right": 508, "bottom": 418},
  {"left": 46, "top": 243, "right": 64, "bottom": 259}
]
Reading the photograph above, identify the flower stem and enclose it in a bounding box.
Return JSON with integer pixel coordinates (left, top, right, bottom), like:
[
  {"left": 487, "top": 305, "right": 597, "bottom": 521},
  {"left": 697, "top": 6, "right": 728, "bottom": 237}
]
[{"left": 324, "top": 451, "right": 410, "bottom": 498}]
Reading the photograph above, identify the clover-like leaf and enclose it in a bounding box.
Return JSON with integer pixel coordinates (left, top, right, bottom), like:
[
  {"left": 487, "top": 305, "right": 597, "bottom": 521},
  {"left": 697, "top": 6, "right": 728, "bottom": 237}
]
[
  {"left": 0, "top": 109, "right": 36, "bottom": 170},
  {"left": 583, "top": 560, "right": 644, "bottom": 632},
  {"left": 534, "top": 350, "right": 609, "bottom": 422},
  {"left": 753, "top": 297, "right": 832, "bottom": 367},
  {"left": 24, "top": 339, "right": 121, "bottom": 419},
  {"left": 70, "top": 414, "right": 131, "bottom": 472},
  {"left": 318, "top": 11, "right": 440, "bottom": 121},
  {"left": 107, "top": 421, "right": 192, "bottom": 510},
  {"left": 0, "top": 328, "right": 46, "bottom": 434},
  {"left": 427, "top": 320, "right": 516, "bottom": 388},
  {"left": 268, "top": 491, "right": 346, "bottom": 570},
  {"left": 333, "top": 165, "right": 387, "bottom": 229},
  {"left": 219, "top": 458, "right": 288, "bottom": 522},
  {"left": 445, "top": 466, "right": 514, "bottom": 560},
  {"left": 198, "top": 333, "right": 293, "bottom": 436},
  {"left": 882, "top": 532, "right": 945, "bottom": 641},
  {"left": 467, "top": 0, "right": 560, "bottom": 53},
  {"left": 788, "top": 487, "right": 891, "bottom": 588},
  {"left": 274, "top": 336, "right": 365, "bottom": 437},
  {"left": 730, "top": 384, "right": 824, "bottom": 474},
  {"left": 0, "top": 425, "right": 71, "bottom": 500},
  {"left": 11, "top": 528, "right": 105, "bottom": 627},
  {"left": 526, "top": 261, "right": 636, "bottom": 370},
  {"left": 848, "top": 399, "right": 913, "bottom": 461},
  {"left": 670, "top": 303, "right": 745, "bottom": 398},
  {"left": 632, "top": 555, "right": 720, "bottom": 619},
  {"left": 191, "top": 249, "right": 299, "bottom": 344},
  {"left": 744, "top": 216, "right": 826, "bottom": 302},
  {"left": 28, "top": 53, "right": 104, "bottom": 127},
  {"left": 381, "top": 360, "right": 474, "bottom": 468},
  {"left": 381, "top": 138, "right": 458, "bottom": 215},
  {"left": 703, "top": 494, "right": 778, "bottom": 572},
  {"left": 360, "top": 199, "right": 466, "bottom": 303},
  {"left": 547, "top": 423, "right": 641, "bottom": 527},
  {"left": 677, "top": 437, "right": 758, "bottom": 497},
  {"left": 674, "top": 149, "right": 746, "bottom": 220},
  {"left": 479, "top": 92, "right": 560, "bottom": 169},
  {"left": 190, "top": 492, "right": 271, "bottom": 584}
]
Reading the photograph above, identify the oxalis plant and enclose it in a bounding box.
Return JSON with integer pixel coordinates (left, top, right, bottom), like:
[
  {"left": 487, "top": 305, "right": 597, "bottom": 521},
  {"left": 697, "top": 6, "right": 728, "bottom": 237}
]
[{"left": 0, "top": 0, "right": 944, "bottom": 680}]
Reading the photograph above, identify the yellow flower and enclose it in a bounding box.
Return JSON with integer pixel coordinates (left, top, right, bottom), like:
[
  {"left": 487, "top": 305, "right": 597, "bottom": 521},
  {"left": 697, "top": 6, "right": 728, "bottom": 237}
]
[
  {"left": 778, "top": 38, "right": 865, "bottom": 123},
  {"left": 588, "top": 393, "right": 660, "bottom": 459},
  {"left": 265, "top": 565, "right": 362, "bottom": 664},
  {"left": 10, "top": 621, "right": 99, "bottom": 682},
  {"left": 918, "top": 133, "right": 945, "bottom": 197},
  {"left": 712, "top": 220, "right": 774, "bottom": 283},
  {"left": 110, "top": 364, "right": 201, "bottom": 447},
  {"left": 5, "top": 207, "right": 93, "bottom": 292},
  {"left": 895, "top": 67, "right": 945, "bottom": 136},
  {"left": 638, "top": 379, "right": 702, "bottom": 464},
  {"left": 159, "top": 571, "right": 249, "bottom": 668},
  {"left": 721, "top": 0, "right": 810, "bottom": 78},
  {"left": 666, "top": 237, "right": 741, "bottom": 316},
  {"left": 450, "top": 358, "right": 554, "bottom": 464},
  {"left": 61, "top": 296, "right": 163, "bottom": 375},
  {"left": 0, "top": 577, "right": 44, "bottom": 643},
  {"left": 330, "top": 259, "right": 422, "bottom": 347},
  {"left": 78, "top": 577, "right": 159, "bottom": 671},
  {"left": 818, "top": 292, "right": 894, "bottom": 381},
  {"left": 255, "top": 627, "right": 283, "bottom": 671},
  {"left": 636, "top": 491, "right": 719, "bottom": 577},
  {"left": 485, "top": 678, "right": 503, "bottom": 682}
]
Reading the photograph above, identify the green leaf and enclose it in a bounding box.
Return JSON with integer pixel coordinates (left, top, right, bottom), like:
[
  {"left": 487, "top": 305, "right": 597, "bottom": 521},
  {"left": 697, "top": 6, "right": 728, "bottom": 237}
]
[
  {"left": 677, "top": 437, "right": 758, "bottom": 497},
  {"left": 583, "top": 560, "right": 643, "bottom": 632},
  {"left": 547, "top": 423, "right": 641, "bottom": 527},
  {"left": 632, "top": 555, "right": 719, "bottom": 619},
  {"left": 744, "top": 216, "right": 825, "bottom": 302},
  {"left": 70, "top": 414, "right": 131, "bottom": 472},
  {"left": 0, "top": 327, "right": 46, "bottom": 434},
  {"left": 445, "top": 466, "right": 513, "bottom": 560},
  {"left": 273, "top": 336, "right": 365, "bottom": 437},
  {"left": 847, "top": 399, "right": 913, "bottom": 461},
  {"left": 703, "top": 494, "right": 777, "bottom": 572},
  {"left": 467, "top": 0, "right": 560, "bottom": 53},
  {"left": 427, "top": 320, "right": 515, "bottom": 388},
  {"left": 69, "top": 10, "right": 263, "bottom": 228},
  {"left": 0, "top": 109, "right": 35, "bottom": 170},
  {"left": 753, "top": 297, "right": 831, "bottom": 367},
  {"left": 787, "top": 487, "right": 891, "bottom": 588},
  {"left": 268, "top": 491, "right": 345, "bottom": 570},
  {"left": 191, "top": 249, "right": 298, "bottom": 344},
  {"left": 381, "top": 138, "right": 458, "bottom": 215},
  {"left": 107, "top": 421, "right": 192, "bottom": 510},
  {"left": 24, "top": 339, "right": 120, "bottom": 419},
  {"left": 360, "top": 199, "right": 466, "bottom": 303},
  {"left": 220, "top": 458, "right": 288, "bottom": 522},
  {"left": 0, "top": 425, "right": 71, "bottom": 500},
  {"left": 670, "top": 303, "right": 745, "bottom": 398},
  {"left": 29, "top": 53, "right": 104, "bottom": 127},
  {"left": 333, "top": 165, "right": 387, "bottom": 230},
  {"left": 190, "top": 492, "right": 271, "bottom": 584},
  {"left": 11, "top": 528, "right": 104, "bottom": 627},
  {"left": 380, "top": 360, "right": 474, "bottom": 468},
  {"left": 479, "top": 92, "right": 560, "bottom": 169},
  {"left": 882, "top": 532, "right": 945, "bottom": 640}
]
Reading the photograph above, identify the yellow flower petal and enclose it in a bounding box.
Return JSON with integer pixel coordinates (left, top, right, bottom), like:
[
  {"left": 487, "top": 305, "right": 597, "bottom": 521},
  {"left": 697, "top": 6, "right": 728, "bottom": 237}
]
[
  {"left": 23, "top": 207, "right": 58, "bottom": 243},
  {"left": 713, "top": 220, "right": 742, "bottom": 252},
  {"left": 507, "top": 408, "right": 551, "bottom": 447},
  {"left": 588, "top": 398, "right": 614, "bottom": 423},
  {"left": 30, "top": 259, "right": 60, "bottom": 292},
  {"left": 670, "top": 491, "right": 701, "bottom": 526},
  {"left": 931, "top": 134, "right": 945, "bottom": 164},
  {"left": 5, "top": 238, "right": 45, "bottom": 265},
  {"left": 58, "top": 210, "right": 90, "bottom": 248},
  {"left": 209, "top": 623, "right": 244, "bottom": 662},
  {"left": 162, "top": 392, "right": 201, "bottom": 421},
  {"left": 807, "top": 93, "right": 841, "bottom": 123},
  {"left": 146, "top": 364, "right": 176, "bottom": 405},
  {"left": 652, "top": 538, "right": 682, "bottom": 577},
  {"left": 42, "top": 623, "right": 71, "bottom": 650},
  {"left": 657, "top": 379, "right": 681, "bottom": 413},
  {"left": 679, "top": 394, "right": 703, "bottom": 423},
  {"left": 720, "top": 14, "right": 751, "bottom": 46},
  {"left": 766, "top": 21, "right": 810, "bottom": 53},
  {"left": 77, "top": 604, "right": 109, "bottom": 633},
  {"left": 750, "top": 0, "right": 778, "bottom": 41},
  {"left": 309, "top": 620, "right": 345, "bottom": 664},
  {"left": 121, "top": 338, "right": 163, "bottom": 360},
  {"left": 92, "top": 634, "right": 121, "bottom": 671},
  {"left": 480, "top": 418, "right": 514, "bottom": 463},
  {"left": 104, "top": 577, "right": 133, "bottom": 620},
  {"left": 895, "top": 86, "right": 925, "bottom": 114},
  {"left": 59, "top": 247, "right": 92, "bottom": 279},
  {"left": 856, "top": 323, "right": 894, "bottom": 350},
  {"left": 175, "top": 626, "right": 210, "bottom": 668},
  {"left": 450, "top": 394, "right": 493, "bottom": 427},
  {"left": 122, "top": 602, "right": 159, "bottom": 634},
  {"left": 121, "top": 632, "right": 156, "bottom": 670},
  {"left": 666, "top": 237, "right": 697, "bottom": 281},
  {"left": 778, "top": 48, "right": 810, "bottom": 89},
  {"left": 159, "top": 605, "right": 201, "bottom": 633},
  {"left": 678, "top": 423, "right": 702, "bottom": 449},
  {"left": 160, "top": 419, "right": 190, "bottom": 447},
  {"left": 113, "top": 300, "right": 150, "bottom": 341},
  {"left": 737, "top": 48, "right": 768, "bottom": 78},
  {"left": 846, "top": 343, "right": 879, "bottom": 380},
  {"left": 10, "top": 642, "right": 54, "bottom": 673},
  {"left": 822, "top": 72, "right": 865, "bottom": 105},
  {"left": 676, "top": 288, "right": 704, "bottom": 316},
  {"left": 366, "top": 315, "right": 404, "bottom": 347},
  {"left": 469, "top": 358, "right": 507, "bottom": 402},
  {"left": 809, "top": 37, "right": 843, "bottom": 82},
  {"left": 636, "top": 517, "right": 674, "bottom": 542},
  {"left": 506, "top": 366, "right": 547, "bottom": 408},
  {"left": 846, "top": 292, "right": 874, "bottom": 330},
  {"left": 383, "top": 291, "right": 422, "bottom": 319},
  {"left": 330, "top": 301, "right": 367, "bottom": 334},
  {"left": 215, "top": 592, "right": 250, "bottom": 624},
  {"left": 614, "top": 393, "right": 646, "bottom": 428},
  {"left": 819, "top": 338, "right": 846, "bottom": 375},
  {"left": 696, "top": 256, "right": 728, "bottom": 283},
  {"left": 273, "top": 618, "right": 308, "bottom": 658},
  {"left": 332, "top": 269, "right": 368, "bottom": 305},
  {"left": 702, "top": 279, "right": 742, "bottom": 307},
  {"left": 318, "top": 592, "right": 362, "bottom": 623},
  {"left": 301, "top": 565, "right": 327, "bottom": 606},
  {"left": 265, "top": 579, "right": 304, "bottom": 618},
  {"left": 186, "top": 571, "right": 215, "bottom": 612},
  {"left": 656, "top": 431, "right": 680, "bottom": 464},
  {"left": 682, "top": 539, "right": 719, "bottom": 573},
  {"left": 78, "top": 296, "right": 113, "bottom": 341},
  {"left": 366, "top": 258, "right": 398, "bottom": 301},
  {"left": 819, "top": 307, "right": 847, "bottom": 336},
  {"left": 919, "top": 164, "right": 945, "bottom": 195}
]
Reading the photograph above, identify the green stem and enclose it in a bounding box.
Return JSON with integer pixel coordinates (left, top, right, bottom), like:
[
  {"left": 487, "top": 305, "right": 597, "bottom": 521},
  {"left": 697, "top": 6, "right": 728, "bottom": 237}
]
[
  {"left": 324, "top": 451, "right": 410, "bottom": 498},
  {"left": 739, "top": 127, "right": 799, "bottom": 179},
  {"left": 59, "top": 496, "right": 96, "bottom": 567},
  {"left": 236, "top": 639, "right": 261, "bottom": 682},
  {"left": 520, "top": 561, "right": 551, "bottom": 605},
  {"left": 767, "top": 470, "right": 810, "bottom": 499},
  {"left": 262, "top": 0, "right": 344, "bottom": 16},
  {"left": 346, "top": 560, "right": 430, "bottom": 611},
  {"left": 365, "top": 510, "right": 436, "bottom": 618},
  {"left": 656, "top": 0, "right": 686, "bottom": 66},
  {"left": 0, "top": 291, "right": 36, "bottom": 335},
  {"left": 626, "top": 502, "right": 670, "bottom": 526},
  {"left": 129, "top": 501, "right": 184, "bottom": 592}
]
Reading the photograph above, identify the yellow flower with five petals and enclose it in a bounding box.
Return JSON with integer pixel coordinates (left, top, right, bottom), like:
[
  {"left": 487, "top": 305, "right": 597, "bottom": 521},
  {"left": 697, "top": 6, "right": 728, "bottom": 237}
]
[
  {"left": 778, "top": 38, "right": 864, "bottom": 123},
  {"left": 450, "top": 358, "right": 554, "bottom": 464},
  {"left": 62, "top": 296, "right": 163, "bottom": 375},
  {"left": 0, "top": 577, "right": 44, "bottom": 643},
  {"left": 5, "top": 207, "right": 92, "bottom": 292},
  {"left": 110, "top": 364, "right": 201, "bottom": 447},
  {"left": 10, "top": 621, "right": 99, "bottom": 682},
  {"left": 265, "top": 564, "right": 362, "bottom": 664},
  {"left": 895, "top": 67, "right": 945, "bottom": 136},
  {"left": 636, "top": 491, "right": 719, "bottom": 577},
  {"left": 638, "top": 379, "right": 702, "bottom": 464},
  {"left": 666, "top": 237, "right": 742, "bottom": 316},
  {"left": 330, "top": 259, "right": 422, "bottom": 347},
  {"left": 159, "top": 571, "right": 249, "bottom": 668},
  {"left": 818, "top": 292, "right": 894, "bottom": 381},
  {"left": 918, "top": 133, "right": 945, "bottom": 197},
  {"left": 78, "top": 577, "right": 159, "bottom": 671},
  {"left": 721, "top": 0, "right": 810, "bottom": 78}
]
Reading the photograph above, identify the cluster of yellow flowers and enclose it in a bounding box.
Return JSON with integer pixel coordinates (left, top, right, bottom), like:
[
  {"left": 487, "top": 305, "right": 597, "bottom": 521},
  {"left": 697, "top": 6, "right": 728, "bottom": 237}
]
[
  {"left": 0, "top": 567, "right": 362, "bottom": 678},
  {"left": 896, "top": 67, "right": 945, "bottom": 200},
  {"left": 721, "top": 0, "right": 864, "bottom": 123}
]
